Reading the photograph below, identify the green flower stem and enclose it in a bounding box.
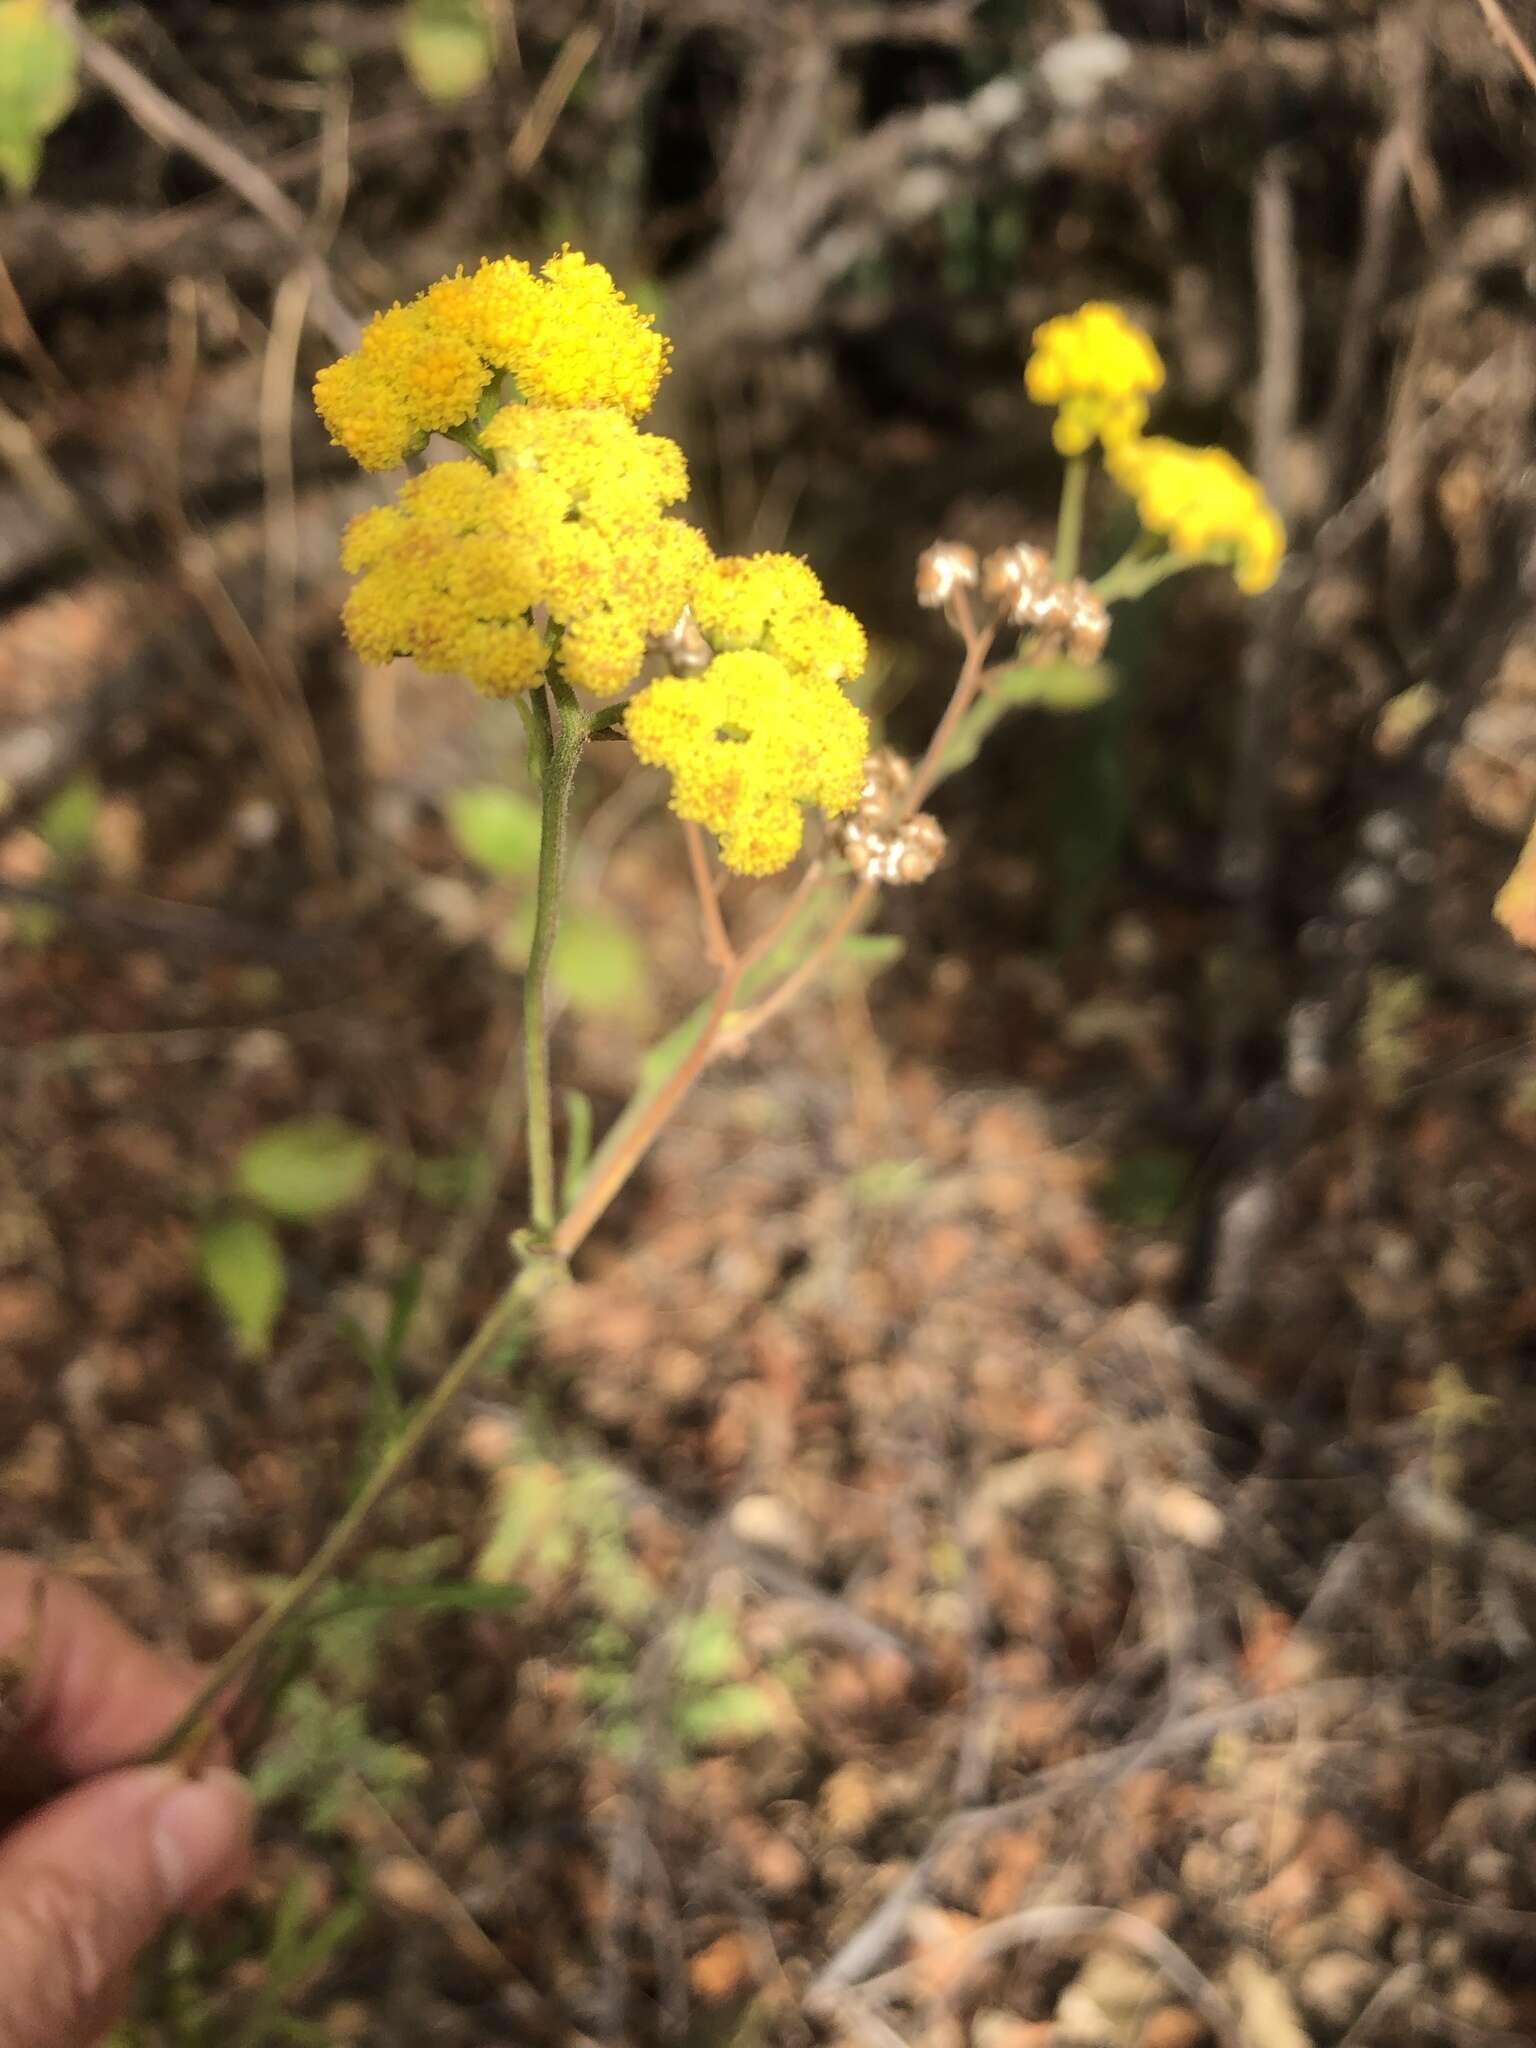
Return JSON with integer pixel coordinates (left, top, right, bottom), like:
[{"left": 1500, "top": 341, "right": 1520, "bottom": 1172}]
[
  {"left": 1054, "top": 454, "right": 1090, "bottom": 582},
  {"left": 146, "top": 1272, "right": 545, "bottom": 1765},
  {"left": 524, "top": 675, "right": 587, "bottom": 1238},
  {"left": 1093, "top": 549, "right": 1191, "bottom": 605}
]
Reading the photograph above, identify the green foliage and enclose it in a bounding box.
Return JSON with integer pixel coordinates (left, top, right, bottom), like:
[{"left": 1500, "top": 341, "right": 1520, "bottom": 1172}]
[
  {"left": 847, "top": 1156, "right": 930, "bottom": 1211},
  {"left": 501, "top": 901, "right": 653, "bottom": 1022},
  {"left": 675, "top": 1681, "right": 779, "bottom": 1750},
  {"left": 561, "top": 1087, "right": 594, "bottom": 1209},
  {"left": 412, "top": 1146, "right": 490, "bottom": 1208},
  {"left": 839, "top": 932, "right": 905, "bottom": 981},
  {"left": 445, "top": 784, "right": 542, "bottom": 877},
  {"left": 400, "top": 0, "right": 496, "bottom": 102},
  {"left": 13, "top": 774, "right": 100, "bottom": 947},
  {"left": 480, "top": 1449, "right": 652, "bottom": 1619},
  {"left": 0, "top": 0, "right": 78, "bottom": 196},
  {"left": 235, "top": 1118, "right": 381, "bottom": 1222},
  {"left": 251, "top": 1679, "right": 427, "bottom": 1834},
  {"left": 37, "top": 775, "right": 100, "bottom": 859},
  {"left": 1358, "top": 968, "right": 1428, "bottom": 1106},
  {"left": 112, "top": 1873, "right": 368, "bottom": 2048},
  {"left": 198, "top": 1213, "right": 286, "bottom": 1360},
  {"left": 1096, "top": 1146, "right": 1192, "bottom": 1228}
]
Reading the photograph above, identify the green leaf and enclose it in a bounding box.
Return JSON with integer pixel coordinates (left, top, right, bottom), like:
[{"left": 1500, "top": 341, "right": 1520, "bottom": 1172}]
[
  {"left": 552, "top": 908, "right": 650, "bottom": 1020},
  {"left": 400, "top": 0, "right": 495, "bottom": 102},
  {"left": 1033, "top": 661, "right": 1115, "bottom": 712},
  {"left": 500, "top": 903, "right": 652, "bottom": 1021},
  {"left": 36, "top": 775, "right": 99, "bottom": 861},
  {"left": 235, "top": 1117, "right": 380, "bottom": 1222},
  {"left": 1095, "top": 1148, "right": 1192, "bottom": 1228},
  {"left": 678, "top": 1682, "right": 780, "bottom": 1750},
  {"left": 199, "top": 1213, "right": 285, "bottom": 1359},
  {"left": 676, "top": 1608, "right": 743, "bottom": 1688},
  {"left": 445, "top": 784, "right": 541, "bottom": 878},
  {"left": 989, "top": 659, "right": 1114, "bottom": 714},
  {"left": 0, "top": 0, "right": 78, "bottom": 196},
  {"left": 561, "top": 1087, "right": 593, "bottom": 1210},
  {"left": 839, "top": 932, "right": 905, "bottom": 978}
]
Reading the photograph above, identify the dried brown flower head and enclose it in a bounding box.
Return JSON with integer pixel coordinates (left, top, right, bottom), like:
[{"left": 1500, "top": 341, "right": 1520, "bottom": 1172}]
[
  {"left": 980, "top": 542, "right": 1053, "bottom": 614},
  {"left": 833, "top": 747, "right": 947, "bottom": 885},
  {"left": 915, "top": 542, "right": 981, "bottom": 610}
]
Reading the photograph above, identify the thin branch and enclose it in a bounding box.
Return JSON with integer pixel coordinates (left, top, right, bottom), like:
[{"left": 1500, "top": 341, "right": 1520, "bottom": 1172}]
[
  {"left": 809, "top": 1681, "right": 1366, "bottom": 1999},
  {"left": 684, "top": 820, "right": 736, "bottom": 972},
  {"left": 857, "top": 1904, "right": 1241, "bottom": 2048},
  {"left": 59, "top": 5, "right": 360, "bottom": 350},
  {"left": 1470, "top": 0, "right": 1536, "bottom": 93}
]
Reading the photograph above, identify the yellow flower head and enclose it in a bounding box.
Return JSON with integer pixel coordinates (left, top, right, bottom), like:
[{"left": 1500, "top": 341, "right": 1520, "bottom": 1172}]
[
  {"left": 691, "top": 553, "right": 867, "bottom": 687},
  {"left": 314, "top": 248, "right": 669, "bottom": 472},
  {"left": 339, "top": 412, "right": 709, "bottom": 698},
  {"left": 1106, "top": 435, "right": 1285, "bottom": 593},
  {"left": 626, "top": 649, "right": 870, "bottom": 877},
  {"left": 1025, "top": 302, "right": 1165, "bottom": 457},
  {"left": 339, "top": 461, "right": 548, "bottom": 694}
]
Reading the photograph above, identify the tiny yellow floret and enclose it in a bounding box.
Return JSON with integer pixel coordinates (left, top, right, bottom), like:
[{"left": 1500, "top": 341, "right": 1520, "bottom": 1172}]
[
  {"left": 626, "top": 649, "right": 870, "bottom": 877},
  {"left": 1025, "top": 302, "right": 1165, "bottom": 457},
  {"left": 1106, "top": 435, "right": 1285, "bottom": 593}
]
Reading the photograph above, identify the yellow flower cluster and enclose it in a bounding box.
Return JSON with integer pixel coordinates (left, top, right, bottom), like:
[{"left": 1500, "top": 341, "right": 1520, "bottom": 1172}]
[
  {"left": 314, "top": 248, "right": 668, "bottom": 472},
  {"left": 626, "top": 555, "right": 869, "bottom": 875},
  {"left": 339, "top": 410, "right": 708, "bottom": 696},
  {"left": 1025, "top": 303, "right": 1165, "bottom": 457},
  {"left": 1106, "top": 436, "right": 1285, "bottom": 594}
]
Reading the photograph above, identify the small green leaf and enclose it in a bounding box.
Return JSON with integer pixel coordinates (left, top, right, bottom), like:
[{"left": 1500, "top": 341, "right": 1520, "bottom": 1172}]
[
  {"left": 678, "top": 1682, "right": 780, "bottom": 1750},
  {"left": 445, "top": 784, "right": 542, "bottom": 877},
  {"left": 561, "top": 1088, "right": 593, "bottom": 1210},
  {"left": 235, "top": 1117, "right": 380, "bottom": 1221},
  {"left": 1096, "top": 1148, "right": 1192, "bottom": 1228},
  {"left": 552, "top": 908, "right": 650, "bottom": 1020},
  {"left": 676, "top": 1609, "right": 742, "bottom": 1688},
  {"left": 840, "top": 933, "right": 905, "bottom": 976},
  {"left": 37, "top": 776, "right": 99, "bottom": 861},
  {"left": 0, "top": 0, "right": 78, "bottom": 196},
  {"left": 990, "top": 659, "right": 1114, "bottom": 713},
  {"left": 847, "top": 1156, "right": 929, "bottom": 1210},
  {"left": 499, "top": 903, "right": 651, "bottom": 1021},
  {"left": 400, "top": 0, "right": 495, "bottom": 102},
  {"left": 414, "top": 1147, "right": 490, "bottom": 1209},
  {"left": 199, "top": 1213, "right": 285, "bottom": 1358},
  {"left": 1033, "top": 661, "right": 1115, "bottom": 712}
]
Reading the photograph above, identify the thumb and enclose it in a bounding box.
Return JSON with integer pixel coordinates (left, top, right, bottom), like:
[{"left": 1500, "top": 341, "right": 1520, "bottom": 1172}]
[{"left": 0, "top": 1764, "right": 251, "bottom": 2048}]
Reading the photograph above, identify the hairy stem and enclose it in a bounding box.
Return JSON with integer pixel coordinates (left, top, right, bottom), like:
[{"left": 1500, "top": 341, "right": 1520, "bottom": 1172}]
[{"left": 524, "top": 677, "right": 587, "bottom": 1237}]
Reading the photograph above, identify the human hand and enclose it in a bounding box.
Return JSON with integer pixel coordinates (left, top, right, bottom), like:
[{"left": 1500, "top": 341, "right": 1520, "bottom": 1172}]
[{"left": 0, "top": 1556, "right": 252, "bottom": 2048}]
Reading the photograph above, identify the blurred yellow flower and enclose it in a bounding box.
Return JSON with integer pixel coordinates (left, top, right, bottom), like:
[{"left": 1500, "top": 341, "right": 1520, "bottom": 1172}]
[
  {"left": 1025, "top": 302, "right": 1165, "bottom": 457},
  {"left": 626, "top": 649, "right": 869, "bottom": 877},
  {"left": 314, "top": 248, "right": 669, "bottom": 472},
  {"left": 1106, "top": 435, "right": 1285, "bottom": 594}
]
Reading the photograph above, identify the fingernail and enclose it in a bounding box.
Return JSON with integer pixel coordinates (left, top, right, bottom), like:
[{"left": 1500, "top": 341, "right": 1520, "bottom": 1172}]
[{"left": 151, "top": 1769, "right": 253, "bottom": 1907}]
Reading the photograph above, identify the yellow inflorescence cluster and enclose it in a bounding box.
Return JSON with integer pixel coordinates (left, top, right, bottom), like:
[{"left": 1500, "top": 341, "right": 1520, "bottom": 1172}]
[
  {"left": 339, "top": 409, "right": 709, "bottom": 697},
  {"left": 1107, "top": 436, "right": 1285, "bottom": 595},
  {"left": 1025, "top": 303, "right": 1165, "bottom": 458},
  {"left": 315, "top": 249, "right": 668, "bottom": 472},
  {"left": 320, "top": 251, "right": 874, "bottom": 873},
  {"left": 1024, "top": 300, "right": 1285, "bottom": 594},
  {"left": 627, "top": 556, "right": 869, "bottom": 876}
]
